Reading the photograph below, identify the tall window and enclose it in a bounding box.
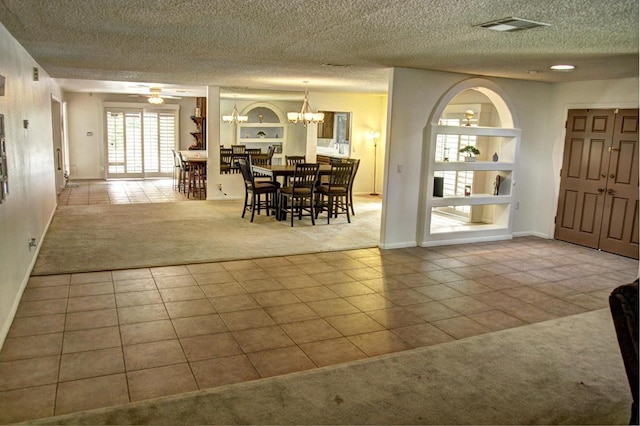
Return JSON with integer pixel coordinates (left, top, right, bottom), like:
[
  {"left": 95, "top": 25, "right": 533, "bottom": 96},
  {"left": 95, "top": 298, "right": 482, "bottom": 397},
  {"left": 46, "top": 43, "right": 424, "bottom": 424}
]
[
  {"left": 106, "top": 107, "right": 178, "bottom": 178},
  {"left": 435, "top": 118, "right": 477, "bottom": 217}
]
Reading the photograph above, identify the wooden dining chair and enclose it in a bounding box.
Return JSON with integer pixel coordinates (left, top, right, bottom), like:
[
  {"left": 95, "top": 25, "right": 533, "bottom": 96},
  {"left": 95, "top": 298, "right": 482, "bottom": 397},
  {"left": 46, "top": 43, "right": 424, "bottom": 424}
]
[
  {"left": 171, "top": 149, "right": 181, "bottom": 190},
  {"left": 176, "top": 151, "right": 191, "bottom": 194},
  {"left": 315, "top": 162, "right": 353, "bottom": 224},
  {"left": 231, "top": 144, "right": 246, "bottom": 154},
  {"left": 220, "top": 148, "right": 233, "bottom": 174},
  {"left": 279, "top": 163, "right": 320, "bottom": 227},
  {"left": 237, "top": 156, "right": 279, "bottom": 222},
  {"left": 345, "top": 158, "right": 360, "bottom": 215},
  {"left": 246, "top": 148, "right": 262, "bottom": 156},
  {"left": 285, "top": 155, "right": 306, "bottom": 165}
]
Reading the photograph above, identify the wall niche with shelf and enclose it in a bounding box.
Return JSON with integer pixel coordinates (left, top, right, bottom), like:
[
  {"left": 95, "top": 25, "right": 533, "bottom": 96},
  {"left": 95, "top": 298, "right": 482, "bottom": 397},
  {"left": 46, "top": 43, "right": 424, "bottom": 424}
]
[
  {"left": 236, "top": 103, "right": 287, "bottom": 164},
  {"left": 420, "top": 80, "right": 520, "bottom": 246}
]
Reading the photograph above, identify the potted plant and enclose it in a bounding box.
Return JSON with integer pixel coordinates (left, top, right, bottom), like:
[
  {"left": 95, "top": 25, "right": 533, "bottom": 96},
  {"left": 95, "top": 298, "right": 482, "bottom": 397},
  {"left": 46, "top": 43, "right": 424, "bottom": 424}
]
[
  {"left": 256, "top": 131, "right": 266, "bottom": 138},
  {"left": 459, "top": 145, "right": 480, "bottom": 162}
]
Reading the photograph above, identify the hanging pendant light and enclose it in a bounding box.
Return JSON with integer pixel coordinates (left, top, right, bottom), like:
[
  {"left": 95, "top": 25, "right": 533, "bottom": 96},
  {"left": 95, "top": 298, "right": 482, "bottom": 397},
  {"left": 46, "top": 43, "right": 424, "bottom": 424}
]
[
  {"left": 222, "top": 104, "right": 248, "bottom": 124},
  {"left": 287, "top": 82, "right": 324, "bottom": 126}
]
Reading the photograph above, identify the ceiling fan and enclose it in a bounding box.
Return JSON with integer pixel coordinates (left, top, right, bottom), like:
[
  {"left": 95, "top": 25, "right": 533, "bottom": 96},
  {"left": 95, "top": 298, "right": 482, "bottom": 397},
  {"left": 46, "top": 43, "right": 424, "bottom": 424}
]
[{"left": 129, "top": 87, "right": 182, "bottom": 104}]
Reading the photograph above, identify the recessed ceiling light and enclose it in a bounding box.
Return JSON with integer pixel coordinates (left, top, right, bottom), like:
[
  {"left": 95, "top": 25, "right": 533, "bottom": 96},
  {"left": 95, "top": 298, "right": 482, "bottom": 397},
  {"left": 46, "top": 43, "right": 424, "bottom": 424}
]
[
  {"left": 477, "top": 17, "right": 550, "bottom": 32},
  {"left": 550, "top": 64, "right": 575, "bottom": 71}
]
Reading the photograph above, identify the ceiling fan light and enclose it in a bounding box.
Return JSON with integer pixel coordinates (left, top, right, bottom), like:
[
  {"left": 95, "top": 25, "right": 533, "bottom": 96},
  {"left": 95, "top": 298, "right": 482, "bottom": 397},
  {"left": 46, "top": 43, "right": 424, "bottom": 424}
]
[{"left": 148, "top": 95, "right": 164, "bottom": 105}]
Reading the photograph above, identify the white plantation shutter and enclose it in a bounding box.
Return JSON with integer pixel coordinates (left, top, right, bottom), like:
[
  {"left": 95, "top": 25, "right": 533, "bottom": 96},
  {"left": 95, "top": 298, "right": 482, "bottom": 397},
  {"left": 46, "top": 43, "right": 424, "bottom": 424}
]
[{"left": 106, "top": 107, "right": 178, "bottom": 178}]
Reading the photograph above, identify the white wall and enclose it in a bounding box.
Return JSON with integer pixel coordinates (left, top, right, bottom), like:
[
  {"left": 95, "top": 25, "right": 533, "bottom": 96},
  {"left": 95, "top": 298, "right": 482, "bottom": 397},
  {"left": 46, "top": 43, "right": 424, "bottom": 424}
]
[
  {"left": 311, "top": 92, "right": 388, "bottom": 195},
  {"left": 0, "top": 24, "right": 62, "bottom": 346},
  {"left": 65, "top": 93, "right": 201, "bottom": 179}
]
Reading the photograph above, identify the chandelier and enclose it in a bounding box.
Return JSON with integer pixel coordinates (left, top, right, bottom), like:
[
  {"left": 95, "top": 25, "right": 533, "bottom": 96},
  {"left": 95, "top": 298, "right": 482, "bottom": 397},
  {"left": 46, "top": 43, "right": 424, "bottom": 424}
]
[
  {"left": 147, "top": 87, "right": 165, "bottom": 105},
  {"left": 287, "top": 82, "right": 324, "bottom": 126},
  {"left": 222, "top": 104, "right": 248, "bottom": 124}
]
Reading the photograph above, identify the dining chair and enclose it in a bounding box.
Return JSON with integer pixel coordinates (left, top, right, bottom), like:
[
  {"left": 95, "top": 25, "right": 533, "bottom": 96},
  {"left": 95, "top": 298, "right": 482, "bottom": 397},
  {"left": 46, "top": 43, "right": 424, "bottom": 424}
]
[
  {"left": 315, "top": 162, "right": 353, "bottom": 224},
  {"left": 345, "top": 158, "right": 360, "bottom": 215},
  {"left": 285, "top": 155, "right": 306, "bottom": 165},
  {"left": 237, "top": 156, "right": 279, "bottom": 222},
  {"left": 231, "top": 144, "right": 246, "bottom": 154},
  {"left": 176, "top": 151, "right": 191, "bottom": 194},
  {"left": 171, "top": 149, "right": 181, "bottom": 190},
  {"left": 278, "top": 163, "right": 320, "bottom": 227},
  {"left": 246, "top": 148, "right": 262, "bottom": 156},
  {"left": 220, "top": 148, "right": 233, "bottom": 174}
]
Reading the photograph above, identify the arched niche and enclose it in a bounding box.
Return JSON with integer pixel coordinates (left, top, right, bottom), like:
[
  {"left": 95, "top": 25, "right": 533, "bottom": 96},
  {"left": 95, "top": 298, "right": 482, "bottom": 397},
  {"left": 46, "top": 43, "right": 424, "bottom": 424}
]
[
  {"left": 418, "top": 78, "right": 521, "bottom": 247},
  {"left": 240, "top": 102, "right": 286, "bottom": 123},
  {"left": 428, "top": 78, "right": 517, "bottom": 129}
]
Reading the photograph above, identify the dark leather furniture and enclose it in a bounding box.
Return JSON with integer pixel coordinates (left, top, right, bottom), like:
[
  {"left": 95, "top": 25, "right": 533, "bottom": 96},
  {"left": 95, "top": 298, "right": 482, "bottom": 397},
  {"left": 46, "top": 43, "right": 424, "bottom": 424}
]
[{"left": 609, "top": 279, "right": 639, "bottom": 425}]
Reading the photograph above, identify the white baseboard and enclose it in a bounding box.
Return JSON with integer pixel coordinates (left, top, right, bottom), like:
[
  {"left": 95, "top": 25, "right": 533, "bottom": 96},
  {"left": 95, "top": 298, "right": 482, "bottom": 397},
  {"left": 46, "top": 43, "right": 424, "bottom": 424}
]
[
  {"left": 379, "top": 241, "right": 417, "bottom": 250},
  {"left": 419, "top": 234, "right": 513, "bottom": 247},
  {"left": 512, "top": 231, "right": 551, "bottom": 239}
]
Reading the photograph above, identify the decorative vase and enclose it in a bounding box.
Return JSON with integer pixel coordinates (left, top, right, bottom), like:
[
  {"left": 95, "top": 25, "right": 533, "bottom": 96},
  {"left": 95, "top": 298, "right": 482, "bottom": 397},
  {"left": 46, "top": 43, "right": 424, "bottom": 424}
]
[{"left": 492, "top": 152, "right": 499, "bottom": 162}]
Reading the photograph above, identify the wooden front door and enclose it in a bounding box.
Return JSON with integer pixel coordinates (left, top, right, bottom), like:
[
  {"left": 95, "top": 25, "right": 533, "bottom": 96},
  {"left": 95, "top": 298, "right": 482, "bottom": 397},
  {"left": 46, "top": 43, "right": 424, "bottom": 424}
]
[
  {"left": 598, "top": 109, "right": 639, "bottom": 258},
  {"left": 555, "top": 109, "right": 639, "bottom": 259}
]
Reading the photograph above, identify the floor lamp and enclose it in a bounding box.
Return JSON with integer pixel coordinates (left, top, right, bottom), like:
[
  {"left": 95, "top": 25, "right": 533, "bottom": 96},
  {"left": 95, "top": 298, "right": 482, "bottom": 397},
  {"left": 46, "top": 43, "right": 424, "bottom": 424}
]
[{"left": 369, "top": 131, "right": 380, "bottom": 195}]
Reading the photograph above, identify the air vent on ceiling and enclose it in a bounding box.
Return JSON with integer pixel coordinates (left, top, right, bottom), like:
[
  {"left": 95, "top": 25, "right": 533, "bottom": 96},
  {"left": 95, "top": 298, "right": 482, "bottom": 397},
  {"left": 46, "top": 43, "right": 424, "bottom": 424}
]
[
  {"left": 477, "top": 17, "right": 550, "bottom": 32},
  {"left": 322, "top": 63, "right": 353, "bottom": 68}
]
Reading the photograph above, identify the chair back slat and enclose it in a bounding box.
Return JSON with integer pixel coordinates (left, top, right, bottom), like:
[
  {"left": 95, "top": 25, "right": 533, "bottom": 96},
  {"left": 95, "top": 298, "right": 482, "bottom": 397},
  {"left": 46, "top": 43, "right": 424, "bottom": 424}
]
[
  {"left": 291, "top": 163, "right": 319, "bottom": 189},
  {"left": 250, "top": 154, "right": 271, "bottom": 167},
  {"left": 231, "top": 145, "right": 246, "bottom": 154},
  {"left": 286, "top": 155, "right": 306, "bottom": 165}
]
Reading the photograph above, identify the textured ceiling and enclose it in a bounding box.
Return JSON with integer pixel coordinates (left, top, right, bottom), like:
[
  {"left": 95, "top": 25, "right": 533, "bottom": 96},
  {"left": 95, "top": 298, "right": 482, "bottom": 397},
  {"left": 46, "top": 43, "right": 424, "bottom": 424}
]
[{"left": 0, "top": 0, "right": 637, "bottom": 98}]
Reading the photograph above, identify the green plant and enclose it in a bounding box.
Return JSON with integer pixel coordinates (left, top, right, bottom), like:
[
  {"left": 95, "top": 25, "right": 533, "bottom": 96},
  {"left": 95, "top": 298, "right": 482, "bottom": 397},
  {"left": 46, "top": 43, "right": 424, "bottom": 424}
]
[{"left": 459, "top": 145, "right": 480, "bottom": 157}]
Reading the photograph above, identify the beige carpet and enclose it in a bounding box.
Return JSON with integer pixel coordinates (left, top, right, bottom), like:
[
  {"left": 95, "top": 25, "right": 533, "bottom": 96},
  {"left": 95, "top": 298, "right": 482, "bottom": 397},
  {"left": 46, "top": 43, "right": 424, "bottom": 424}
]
[
  {"left": 33, "top": 196, "right": 382, "bottom": 275},
  {"left": 27, "top": 309, "right": 632, "bottom": 425}
]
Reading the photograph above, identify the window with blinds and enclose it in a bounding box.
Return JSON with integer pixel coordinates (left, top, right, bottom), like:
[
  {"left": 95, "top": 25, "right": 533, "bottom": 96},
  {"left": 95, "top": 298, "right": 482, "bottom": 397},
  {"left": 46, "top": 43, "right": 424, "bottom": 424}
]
[{"left": 106, "top": 108, "right": 178, "bottom": 178}]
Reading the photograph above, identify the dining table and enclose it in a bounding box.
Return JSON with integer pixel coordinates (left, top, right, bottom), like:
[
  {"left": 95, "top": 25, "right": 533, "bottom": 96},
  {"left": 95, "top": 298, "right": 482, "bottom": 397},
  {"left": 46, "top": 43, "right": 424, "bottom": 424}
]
[{"left": 250, "top": 163, "right": 332, "bottom": 185}]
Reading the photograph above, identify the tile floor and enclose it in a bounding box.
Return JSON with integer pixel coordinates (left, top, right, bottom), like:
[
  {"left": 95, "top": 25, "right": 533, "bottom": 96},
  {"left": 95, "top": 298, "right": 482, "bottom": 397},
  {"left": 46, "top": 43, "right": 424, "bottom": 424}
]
[
  {"left": 0, "top": 236, "right": 637, "bottom": 424},
  {"left": 57, "top": 178, "right": 193, "bottom": 205}
]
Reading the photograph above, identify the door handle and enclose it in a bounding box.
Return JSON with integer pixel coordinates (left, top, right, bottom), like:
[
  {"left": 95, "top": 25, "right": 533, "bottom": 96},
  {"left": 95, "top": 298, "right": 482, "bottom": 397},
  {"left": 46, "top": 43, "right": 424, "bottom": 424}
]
[
  {"left": 607, "top": 188, "right": 616, "bottom": 195},
  {"left": 608, "top": 147, "right": 619, "bottom": 152},
  {"left": 597, "top": 187, "right": 605, "bottom": 193},
  {"left": 56, "top": 148, "right": 62, "bottom": 171}
]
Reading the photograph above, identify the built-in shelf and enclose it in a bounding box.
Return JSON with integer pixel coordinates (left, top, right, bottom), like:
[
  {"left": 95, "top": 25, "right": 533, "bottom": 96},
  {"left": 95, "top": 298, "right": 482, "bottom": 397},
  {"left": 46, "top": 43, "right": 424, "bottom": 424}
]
[
  {"left": 235, "top": 103, "right": 287, "bottom": 158},
  {"left": 422, "top": 123, "right": 520, "bottom": 245},
  {"left": 239, "top": 138, "right": 284, "bottom": 143},
  {"left": 431, "top": 194, "right": 511, "bottom": 207},
  {"left": 433, "top": 161, "right": 515, "bottom": 171}
]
